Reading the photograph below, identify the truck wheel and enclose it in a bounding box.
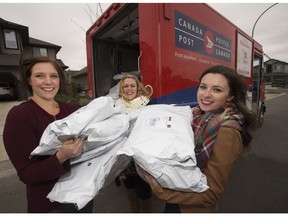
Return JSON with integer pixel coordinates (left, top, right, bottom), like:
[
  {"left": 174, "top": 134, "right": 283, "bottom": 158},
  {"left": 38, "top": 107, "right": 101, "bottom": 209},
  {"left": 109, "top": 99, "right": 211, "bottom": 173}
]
[{"left": 258, "top": 104, "right": 265, "bottom": 127}]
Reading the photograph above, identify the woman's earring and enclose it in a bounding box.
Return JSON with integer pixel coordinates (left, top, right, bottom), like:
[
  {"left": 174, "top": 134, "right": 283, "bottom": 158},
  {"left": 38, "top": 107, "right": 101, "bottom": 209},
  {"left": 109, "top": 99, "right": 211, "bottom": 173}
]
[{"left": 227, "top": 96, "right": 234, "bottom": 102}]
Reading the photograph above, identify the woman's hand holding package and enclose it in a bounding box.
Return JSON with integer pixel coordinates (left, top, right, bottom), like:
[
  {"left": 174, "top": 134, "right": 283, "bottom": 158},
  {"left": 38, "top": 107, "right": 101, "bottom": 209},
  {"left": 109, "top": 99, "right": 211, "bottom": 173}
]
[
  {"left": 56, "top": 138, "right": 84, "bottom": 164},
  {"left": 138, "top": 166, "right": 161, "bottom": 190}
]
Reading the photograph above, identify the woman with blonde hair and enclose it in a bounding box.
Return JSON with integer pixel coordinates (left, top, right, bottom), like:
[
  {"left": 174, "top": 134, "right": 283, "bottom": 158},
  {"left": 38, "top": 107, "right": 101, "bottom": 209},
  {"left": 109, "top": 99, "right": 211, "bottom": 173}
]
[
  {"left": 115, "top": 73, "right": 153, "bottom": 212},
  {"left": 115, "top": 74, "right": 152, "bottom": 113}
]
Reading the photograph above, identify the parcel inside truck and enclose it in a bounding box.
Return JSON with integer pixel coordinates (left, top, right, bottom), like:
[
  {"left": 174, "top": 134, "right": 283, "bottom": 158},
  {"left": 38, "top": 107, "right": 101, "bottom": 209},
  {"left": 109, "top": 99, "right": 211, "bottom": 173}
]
[{"left": 86, "top": 3, "right": 265, "bottom": 125}]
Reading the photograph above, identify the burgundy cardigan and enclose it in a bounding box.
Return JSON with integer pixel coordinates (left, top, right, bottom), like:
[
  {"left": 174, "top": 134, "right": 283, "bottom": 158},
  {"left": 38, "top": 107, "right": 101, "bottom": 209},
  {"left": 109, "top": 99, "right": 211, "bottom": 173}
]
[{"left": 3, "top": 99, "right": 78, "bottom": 212}]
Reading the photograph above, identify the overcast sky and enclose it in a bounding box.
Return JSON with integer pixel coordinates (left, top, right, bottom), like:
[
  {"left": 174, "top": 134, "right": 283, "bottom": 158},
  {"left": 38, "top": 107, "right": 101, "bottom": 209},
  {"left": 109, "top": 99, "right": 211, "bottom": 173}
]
[{"left": 0, "top": 2, "right": 287, "bottom": 70}]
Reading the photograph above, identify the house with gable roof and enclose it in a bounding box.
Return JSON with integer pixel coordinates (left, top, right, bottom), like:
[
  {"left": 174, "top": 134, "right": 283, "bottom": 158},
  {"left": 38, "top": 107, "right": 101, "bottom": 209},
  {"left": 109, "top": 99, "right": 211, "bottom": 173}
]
[
  {"left": 264, "top": 58, "right": 288, "bottom": 87},
  {"left": 0, "top": 17, "right": 68, "bottom": 100}
]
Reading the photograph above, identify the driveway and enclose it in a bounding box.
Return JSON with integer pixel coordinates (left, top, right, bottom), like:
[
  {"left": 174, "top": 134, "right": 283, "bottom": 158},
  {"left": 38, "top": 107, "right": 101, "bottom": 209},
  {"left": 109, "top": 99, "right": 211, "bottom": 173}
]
[{"left": 0, "top": 100, "right": 23, "bottom": 161}]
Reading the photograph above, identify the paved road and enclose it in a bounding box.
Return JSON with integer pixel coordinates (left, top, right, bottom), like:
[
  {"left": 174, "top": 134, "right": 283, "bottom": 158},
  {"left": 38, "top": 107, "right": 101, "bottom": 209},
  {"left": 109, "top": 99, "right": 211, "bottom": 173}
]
[
  {"left": 0, "top": 87, "right": 287, "bottom": 213},
  {"left": 219, "top": 87, "right": 288, "bottom": 213}
]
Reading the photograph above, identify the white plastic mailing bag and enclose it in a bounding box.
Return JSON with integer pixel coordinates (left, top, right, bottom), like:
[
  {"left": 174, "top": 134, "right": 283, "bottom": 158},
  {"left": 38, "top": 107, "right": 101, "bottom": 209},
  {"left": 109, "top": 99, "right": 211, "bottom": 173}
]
[
  {"left": 30, "top": 96, "right": 122, "bottom": 157},
  {"left": 81, "top": 113, "right": 129, "bottom": 148},
  {"left": 117, "top": 104, "right": 208, "bottom": 192},
  {"left": 70, "top": 136, "right": 124, "bottom": 165},
  {"left": 70, "top": 113, "right": 130, "bottom": 164},
  {"left": 47, "top": 137, "right": 131, "bottom": 210}
]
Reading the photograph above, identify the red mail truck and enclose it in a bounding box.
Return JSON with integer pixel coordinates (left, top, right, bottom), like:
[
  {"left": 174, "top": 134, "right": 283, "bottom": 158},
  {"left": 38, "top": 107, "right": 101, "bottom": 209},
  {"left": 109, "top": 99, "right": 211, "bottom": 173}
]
[{"left": 86, "top": 3, "right": 266, "bottom": 126}]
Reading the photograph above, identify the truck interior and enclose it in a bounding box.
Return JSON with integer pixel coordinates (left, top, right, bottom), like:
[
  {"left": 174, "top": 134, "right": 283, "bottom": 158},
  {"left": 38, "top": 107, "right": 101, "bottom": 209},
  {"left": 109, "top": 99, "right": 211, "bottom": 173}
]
[{"left": 91, "top": 4, "right": 140, "bottom": 97}]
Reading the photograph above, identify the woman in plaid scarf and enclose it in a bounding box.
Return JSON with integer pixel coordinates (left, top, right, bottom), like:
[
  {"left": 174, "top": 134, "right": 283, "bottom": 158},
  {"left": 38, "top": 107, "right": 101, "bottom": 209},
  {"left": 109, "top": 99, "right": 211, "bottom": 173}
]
[{"left": 139, "top": 65, "right": 256, "bottom": 213}]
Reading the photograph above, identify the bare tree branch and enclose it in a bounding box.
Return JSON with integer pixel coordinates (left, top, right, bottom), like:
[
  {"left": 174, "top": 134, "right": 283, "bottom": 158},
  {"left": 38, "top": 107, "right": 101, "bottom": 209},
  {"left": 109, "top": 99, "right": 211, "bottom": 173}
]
[
  {"left": 98, "top": 3, "right": 103, "bottom": 14},
  {"left": 86, "top": 4, "right": 98, "bottom": 21},
  {"left": 84, "top": 7, "right": 94, "bottom": 24},
  {"left": 71, "top": 3, "right": 105, "bottom": 36},
  {"left": 70, "top": 19, "right": 86, "bottom": 32}
]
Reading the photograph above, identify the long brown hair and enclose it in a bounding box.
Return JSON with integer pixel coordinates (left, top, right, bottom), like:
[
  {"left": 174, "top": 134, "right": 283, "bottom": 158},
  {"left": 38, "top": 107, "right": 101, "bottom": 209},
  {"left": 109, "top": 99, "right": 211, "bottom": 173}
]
[{"left": 199, "top": 65, "right": 257, "bottom": 149}]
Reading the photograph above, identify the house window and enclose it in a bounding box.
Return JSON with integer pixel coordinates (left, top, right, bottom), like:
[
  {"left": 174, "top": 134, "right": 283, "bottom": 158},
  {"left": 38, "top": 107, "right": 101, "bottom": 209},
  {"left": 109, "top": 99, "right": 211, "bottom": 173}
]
[
  {"left": 274, "top": 65, "right": 281, "bottom": 72},
  {"left": 4, "top": 29, "right": 18, "bottom": 49},
  {"left": 33, "top": 47, "right": 48, "bottom": 56}
]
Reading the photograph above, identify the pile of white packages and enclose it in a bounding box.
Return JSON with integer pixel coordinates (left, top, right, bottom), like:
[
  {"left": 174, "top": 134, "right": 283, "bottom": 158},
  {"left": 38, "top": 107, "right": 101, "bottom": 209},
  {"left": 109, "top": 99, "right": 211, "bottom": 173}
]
[
  {"left": 30, "top": 97, "right": 132, "bottom": 209},
  {"left": 30, "top": 97, "right": 208, "bottom": 210},
  {"left": 118, "top": 104, "right": 208, "bottom": 192}
]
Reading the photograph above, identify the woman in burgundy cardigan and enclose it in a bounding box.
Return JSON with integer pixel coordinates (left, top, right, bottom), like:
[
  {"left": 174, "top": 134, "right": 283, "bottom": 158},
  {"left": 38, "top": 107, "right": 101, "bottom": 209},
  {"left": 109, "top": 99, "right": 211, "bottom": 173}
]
[{"left": 3, "top": 56, "right": 93, "bottom": 213}]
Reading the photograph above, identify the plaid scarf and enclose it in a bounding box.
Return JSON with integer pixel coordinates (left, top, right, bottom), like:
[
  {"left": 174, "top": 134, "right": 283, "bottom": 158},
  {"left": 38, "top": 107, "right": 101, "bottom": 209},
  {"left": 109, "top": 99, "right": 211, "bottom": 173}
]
[{"left": 192, "top": 103, "right": 243, "bottom": 170}]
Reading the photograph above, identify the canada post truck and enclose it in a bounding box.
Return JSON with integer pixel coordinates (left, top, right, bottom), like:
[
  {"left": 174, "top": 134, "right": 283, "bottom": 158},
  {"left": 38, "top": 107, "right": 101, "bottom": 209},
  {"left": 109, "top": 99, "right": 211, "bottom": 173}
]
[{"left": 86, "top": 3, "right": 266, "bottom": 126}]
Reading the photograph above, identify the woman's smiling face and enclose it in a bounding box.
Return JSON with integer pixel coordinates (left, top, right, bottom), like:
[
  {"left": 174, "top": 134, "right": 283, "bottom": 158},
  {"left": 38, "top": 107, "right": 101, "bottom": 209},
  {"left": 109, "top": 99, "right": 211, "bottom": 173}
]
[
  {"left": 122, "top": 77, "right": 138, "bottom": 101},
  {"left": 197, "top": 73, "right": 233, "bottom": 113},
  {"left": 29, "top": 62, "right": 60, "bottom": 101}
]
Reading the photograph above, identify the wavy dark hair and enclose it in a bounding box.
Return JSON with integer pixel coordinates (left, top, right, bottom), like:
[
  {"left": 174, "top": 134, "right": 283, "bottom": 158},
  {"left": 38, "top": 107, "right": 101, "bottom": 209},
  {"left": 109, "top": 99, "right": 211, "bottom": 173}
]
[
  {"left": 19, "top": 55, "right": 65, "bottom": 95},
  {"left": 199, "top": 65, "right": 256, "bottom": 149}
]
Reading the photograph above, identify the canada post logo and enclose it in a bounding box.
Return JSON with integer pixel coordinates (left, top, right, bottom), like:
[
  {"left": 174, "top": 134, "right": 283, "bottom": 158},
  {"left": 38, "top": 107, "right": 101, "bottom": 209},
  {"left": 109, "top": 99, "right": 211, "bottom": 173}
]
[{"left": 174, "top": 10, "right": 231, "bottom": 62}]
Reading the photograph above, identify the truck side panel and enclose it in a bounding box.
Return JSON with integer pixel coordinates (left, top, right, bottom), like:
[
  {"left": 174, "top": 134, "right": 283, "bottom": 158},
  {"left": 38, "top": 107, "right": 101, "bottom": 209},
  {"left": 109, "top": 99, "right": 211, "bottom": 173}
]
[
  {"left": 87, "top": 3, "right": 263, "bottom": 110},
  {"left": 140, "top": 3, "right": 251, "bottom": 105}
]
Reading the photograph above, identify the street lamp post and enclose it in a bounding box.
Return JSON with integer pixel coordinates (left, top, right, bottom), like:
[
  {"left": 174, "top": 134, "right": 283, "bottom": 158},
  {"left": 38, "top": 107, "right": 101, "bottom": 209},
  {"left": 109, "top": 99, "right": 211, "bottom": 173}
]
[{"left": 252, "top": 3, "right": 278, "bottom": 38}]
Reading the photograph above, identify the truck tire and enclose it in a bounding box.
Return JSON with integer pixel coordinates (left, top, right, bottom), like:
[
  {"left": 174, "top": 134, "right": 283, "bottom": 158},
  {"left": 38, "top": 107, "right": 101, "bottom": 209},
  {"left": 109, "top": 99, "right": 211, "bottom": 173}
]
[{"left": 258, "top": 103, "right": 265, "bottom": 127}]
